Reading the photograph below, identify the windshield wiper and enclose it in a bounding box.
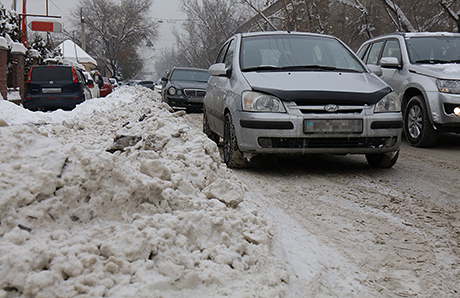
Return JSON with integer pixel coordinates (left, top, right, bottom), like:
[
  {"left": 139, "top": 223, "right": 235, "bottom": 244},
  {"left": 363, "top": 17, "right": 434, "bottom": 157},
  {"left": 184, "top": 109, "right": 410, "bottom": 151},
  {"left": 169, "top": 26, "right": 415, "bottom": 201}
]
[
  {"left": 242, "top": 66, "right": 280, "bottom": 72},
  {"left": 243, "top": 65, "right": 361, "bottom": 72},
  {"left": 414, "top": 59, "right": 450, "bottom": 64}
]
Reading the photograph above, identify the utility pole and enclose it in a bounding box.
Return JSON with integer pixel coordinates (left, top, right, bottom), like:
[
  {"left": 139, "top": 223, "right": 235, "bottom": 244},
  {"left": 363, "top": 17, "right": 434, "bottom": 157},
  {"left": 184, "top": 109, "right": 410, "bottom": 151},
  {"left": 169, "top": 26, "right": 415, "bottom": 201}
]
[
  {"left": 81, "top": 8, "right": 86, "bottom": 51},
  {"left": 21, "top": 0, "right": 27, "bottom": 45}
]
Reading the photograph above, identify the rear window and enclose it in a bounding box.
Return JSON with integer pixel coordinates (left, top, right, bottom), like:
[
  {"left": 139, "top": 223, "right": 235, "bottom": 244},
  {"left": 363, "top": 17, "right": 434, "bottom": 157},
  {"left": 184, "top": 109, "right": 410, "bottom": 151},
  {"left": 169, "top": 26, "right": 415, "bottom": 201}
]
[{"left": 30, "top": 67, "right": 73, "bottom": 81}]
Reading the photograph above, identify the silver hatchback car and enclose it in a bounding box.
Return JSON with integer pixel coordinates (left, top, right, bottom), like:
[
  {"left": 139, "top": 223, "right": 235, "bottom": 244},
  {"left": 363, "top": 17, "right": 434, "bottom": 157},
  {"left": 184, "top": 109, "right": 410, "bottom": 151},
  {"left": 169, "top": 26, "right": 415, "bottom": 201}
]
[{"left": 203, "top": 31, "right": 402, "bottom": 168}]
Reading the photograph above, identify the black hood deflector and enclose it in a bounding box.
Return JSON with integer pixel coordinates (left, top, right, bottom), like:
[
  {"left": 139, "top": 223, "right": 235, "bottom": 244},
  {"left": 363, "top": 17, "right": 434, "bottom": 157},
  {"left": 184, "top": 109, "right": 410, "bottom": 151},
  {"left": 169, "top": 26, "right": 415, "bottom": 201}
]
[{"left": 252, "top": 86, "right": 392, "bottom": 106}]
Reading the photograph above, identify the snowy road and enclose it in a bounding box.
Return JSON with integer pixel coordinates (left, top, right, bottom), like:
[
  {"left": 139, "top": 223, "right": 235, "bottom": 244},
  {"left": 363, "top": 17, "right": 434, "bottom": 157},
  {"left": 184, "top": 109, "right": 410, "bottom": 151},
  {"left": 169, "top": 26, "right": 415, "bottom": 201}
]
[{"left": 185, "top": 112, "right": 460, "bottom": 297}]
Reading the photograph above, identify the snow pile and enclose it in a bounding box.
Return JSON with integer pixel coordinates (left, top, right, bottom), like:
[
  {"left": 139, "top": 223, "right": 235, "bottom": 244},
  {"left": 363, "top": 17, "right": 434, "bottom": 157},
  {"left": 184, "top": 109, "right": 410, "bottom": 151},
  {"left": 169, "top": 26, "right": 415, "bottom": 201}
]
[{"left": 0, "top": 87, "right": 287, "bottom": 297}]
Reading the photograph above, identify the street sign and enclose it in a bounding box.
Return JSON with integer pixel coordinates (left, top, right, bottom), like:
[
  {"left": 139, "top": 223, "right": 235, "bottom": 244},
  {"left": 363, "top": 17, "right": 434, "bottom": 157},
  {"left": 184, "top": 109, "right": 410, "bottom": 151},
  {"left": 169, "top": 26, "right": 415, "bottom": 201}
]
[{"left": 29, "top": 21, "right": 62, "bottom": 32}]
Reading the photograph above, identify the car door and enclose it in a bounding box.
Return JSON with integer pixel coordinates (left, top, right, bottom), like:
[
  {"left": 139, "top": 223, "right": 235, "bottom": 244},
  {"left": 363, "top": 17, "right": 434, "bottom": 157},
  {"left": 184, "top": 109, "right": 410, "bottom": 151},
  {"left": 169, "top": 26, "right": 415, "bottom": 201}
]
[
  {"left": 207, "top": 39, "right": 235, "bottom": 133},
  {"left": 379, "top": 39, "right": 407, "bottom": 95}
]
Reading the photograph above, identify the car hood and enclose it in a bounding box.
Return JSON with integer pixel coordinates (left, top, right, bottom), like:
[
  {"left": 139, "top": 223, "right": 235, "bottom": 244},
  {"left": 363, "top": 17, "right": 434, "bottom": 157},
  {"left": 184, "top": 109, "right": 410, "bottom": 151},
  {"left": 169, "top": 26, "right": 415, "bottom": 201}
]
[
  {"left": 242, "top": 71, "right": 391, "bottom": 105},
  {"left": 410, "top": 63, "right": 460, "bottom": 79},
  {"left": 170, "top": 80, "right": 208, "bottom": 90}
]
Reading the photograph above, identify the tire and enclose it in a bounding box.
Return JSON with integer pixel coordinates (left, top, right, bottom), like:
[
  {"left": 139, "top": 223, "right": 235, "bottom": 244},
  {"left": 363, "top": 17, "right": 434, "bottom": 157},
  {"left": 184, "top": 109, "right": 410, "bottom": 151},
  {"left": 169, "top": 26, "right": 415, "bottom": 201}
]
[
  {"left": 203, "top": 112, "right": 220, "bottom": 144},
  {"left": 223, "top": 113, "right": 247, "bottom": 168},
  {"left": 403, "top": 95, "right": 438, "bottom": 147},
  {"left": 366, "top": 150, "right": 399, "bottom": 168}
]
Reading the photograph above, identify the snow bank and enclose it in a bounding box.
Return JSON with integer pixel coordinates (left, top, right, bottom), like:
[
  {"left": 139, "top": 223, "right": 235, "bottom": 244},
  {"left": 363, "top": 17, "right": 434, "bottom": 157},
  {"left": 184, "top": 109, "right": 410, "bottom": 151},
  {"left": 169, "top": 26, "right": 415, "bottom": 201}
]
[{"left": 0, "top": 86, "right": 287, "bottom": 297}]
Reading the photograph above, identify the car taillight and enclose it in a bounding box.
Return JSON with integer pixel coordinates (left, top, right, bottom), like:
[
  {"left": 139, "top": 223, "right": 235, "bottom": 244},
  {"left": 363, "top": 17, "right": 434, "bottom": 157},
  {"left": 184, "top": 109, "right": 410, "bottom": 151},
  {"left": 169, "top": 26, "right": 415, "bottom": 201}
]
[
  {"left": 27, "top": 66, "right": 33, "bottom": 83},
  {"left": 71, "top": 66, "right": 79, "bottom": 83},
  {"left": 88, "top": 83, "right": 94, "bottom": 88}
]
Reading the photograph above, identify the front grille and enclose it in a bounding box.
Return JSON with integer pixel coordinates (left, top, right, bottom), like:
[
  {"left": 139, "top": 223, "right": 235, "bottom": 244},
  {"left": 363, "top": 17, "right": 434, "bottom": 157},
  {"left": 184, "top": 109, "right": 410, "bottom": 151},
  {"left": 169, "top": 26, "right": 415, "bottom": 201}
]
[
  {"left": 295, "top": 105, "right": 364, "bottom": 115},
  {"left": 184, "top": 89, "right": 206, "bottom": 98},
  {"left": 299, "top": 108, "right": 363, "bottom": 114},
  {"left": 258, "top": 137, "right": 395, "bottom": 149}
]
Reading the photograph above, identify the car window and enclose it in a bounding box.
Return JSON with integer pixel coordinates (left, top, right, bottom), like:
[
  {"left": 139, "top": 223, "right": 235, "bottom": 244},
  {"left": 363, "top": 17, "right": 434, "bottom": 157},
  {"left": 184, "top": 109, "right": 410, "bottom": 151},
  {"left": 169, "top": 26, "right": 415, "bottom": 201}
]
[
  {"left": 366, "top": 40, "right": 384, "bottom": 65},
  {"left": 356, "top": 43, "right": 370, "bottom": 60},
  {"left": 382, "top": 39, "right": 401, "bottom": 64},
  {"left": 216, "top": 41, "right": 230, "bottom": 64},
  {"left": 30, "top": 67, "right": 73, "bottom": 81},
  {"left": 240, "top": 34, "right": 365, "bottom": 72},
  {"left": 170, "top": 69, "right": 210, "bottom": 82},
  {"left": 224, "top": 39, "right": 235, "bottom": 69}
]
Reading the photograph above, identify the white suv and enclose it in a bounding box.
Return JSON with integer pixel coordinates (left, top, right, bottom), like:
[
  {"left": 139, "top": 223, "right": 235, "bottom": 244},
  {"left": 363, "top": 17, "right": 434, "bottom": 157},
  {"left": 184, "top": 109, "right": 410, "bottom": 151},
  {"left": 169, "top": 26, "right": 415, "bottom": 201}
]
[{"left": 357, "top": 32, "right": 460, "bottom": 147}]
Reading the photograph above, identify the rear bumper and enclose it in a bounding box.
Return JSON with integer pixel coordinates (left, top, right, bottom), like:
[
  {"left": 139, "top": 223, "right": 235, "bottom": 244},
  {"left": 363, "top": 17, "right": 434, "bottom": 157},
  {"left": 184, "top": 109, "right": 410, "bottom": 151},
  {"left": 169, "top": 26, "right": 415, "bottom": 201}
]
[{"left": 23, "top": 96, "right": 84, "bottom": 111}]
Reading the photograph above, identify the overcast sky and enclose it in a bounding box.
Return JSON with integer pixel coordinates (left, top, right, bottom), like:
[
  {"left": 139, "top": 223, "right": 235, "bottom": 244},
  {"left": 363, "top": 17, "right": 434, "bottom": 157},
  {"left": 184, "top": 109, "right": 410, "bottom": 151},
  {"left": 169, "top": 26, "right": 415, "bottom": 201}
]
[{"left": 1, "top": 0, "right": 183, "bottom": 50}]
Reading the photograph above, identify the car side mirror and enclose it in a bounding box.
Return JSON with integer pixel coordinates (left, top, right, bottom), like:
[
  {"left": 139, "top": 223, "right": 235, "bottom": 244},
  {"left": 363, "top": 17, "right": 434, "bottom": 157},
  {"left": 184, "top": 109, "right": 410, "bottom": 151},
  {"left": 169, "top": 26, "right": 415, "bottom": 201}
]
[
  {"left": 161, "top": 77, "right": 168, "bottom": 81},
  {"left": 367, "top": 64, "right": 383, "bottom": 76},
  {"left": 380, "top": 57, "right": 401, "bottom": 69},
  {"left": 208, "top": 63, "right": 230, "bottom": 77}
]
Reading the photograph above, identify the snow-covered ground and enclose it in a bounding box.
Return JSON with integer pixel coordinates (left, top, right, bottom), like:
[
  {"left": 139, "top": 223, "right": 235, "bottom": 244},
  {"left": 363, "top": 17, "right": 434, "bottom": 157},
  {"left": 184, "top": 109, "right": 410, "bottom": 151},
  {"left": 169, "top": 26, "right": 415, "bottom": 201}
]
[
  {"left": 3, "top": 86, "right": 459, "bottom": 298},
  {"left": 0, "top": 87, "right": 290, "bottom": 297}
]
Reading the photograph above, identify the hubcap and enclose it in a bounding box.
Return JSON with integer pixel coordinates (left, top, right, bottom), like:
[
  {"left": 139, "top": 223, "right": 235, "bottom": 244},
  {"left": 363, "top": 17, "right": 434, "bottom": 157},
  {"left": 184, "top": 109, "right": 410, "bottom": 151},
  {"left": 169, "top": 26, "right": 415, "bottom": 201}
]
[{"left": 407, "top": 105, "right": 422, "bottom": 139}]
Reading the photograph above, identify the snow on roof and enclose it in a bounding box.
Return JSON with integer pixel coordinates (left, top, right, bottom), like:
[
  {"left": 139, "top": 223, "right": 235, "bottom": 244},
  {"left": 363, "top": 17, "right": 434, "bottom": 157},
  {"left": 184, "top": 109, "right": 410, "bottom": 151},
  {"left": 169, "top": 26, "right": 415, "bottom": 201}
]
[{"left": 57, "top": 39, "right": 97, "bottom": 67}]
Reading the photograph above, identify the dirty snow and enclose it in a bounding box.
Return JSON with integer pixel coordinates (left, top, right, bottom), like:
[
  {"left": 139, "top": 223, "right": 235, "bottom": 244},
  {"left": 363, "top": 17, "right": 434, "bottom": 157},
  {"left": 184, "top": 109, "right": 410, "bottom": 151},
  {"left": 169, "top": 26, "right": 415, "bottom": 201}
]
[{"left": 0, "top": 87, "right": 289, "bottom": 297}]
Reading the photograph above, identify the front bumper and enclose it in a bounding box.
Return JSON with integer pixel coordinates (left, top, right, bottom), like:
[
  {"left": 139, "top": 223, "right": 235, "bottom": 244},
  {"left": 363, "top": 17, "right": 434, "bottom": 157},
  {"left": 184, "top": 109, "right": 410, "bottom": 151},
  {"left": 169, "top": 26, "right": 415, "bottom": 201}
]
[
  {"left": 233, "top": 106, "right": 402, "bottom": 155},
  {"left": 428, "top": 91, "right": 460, "bottom": 132},
  {"left": 164, "top": 94, "right": 204, "bottom": 109}
]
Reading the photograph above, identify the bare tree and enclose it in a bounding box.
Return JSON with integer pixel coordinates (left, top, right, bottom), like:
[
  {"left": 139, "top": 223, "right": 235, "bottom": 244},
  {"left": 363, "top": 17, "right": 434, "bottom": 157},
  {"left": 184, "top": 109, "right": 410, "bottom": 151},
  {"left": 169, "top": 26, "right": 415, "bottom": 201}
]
[
  {"left": 175, "top": 0, "right": 252, "bottom": 69},
  {"left": 73, "top": 0, "right": 158, "bottom": 78},
  {"left": 280, "top": 0, "right": 330, "bottom": 33},
  {"left": 441, "top": 0, "right": 460, "bottom": 31}
]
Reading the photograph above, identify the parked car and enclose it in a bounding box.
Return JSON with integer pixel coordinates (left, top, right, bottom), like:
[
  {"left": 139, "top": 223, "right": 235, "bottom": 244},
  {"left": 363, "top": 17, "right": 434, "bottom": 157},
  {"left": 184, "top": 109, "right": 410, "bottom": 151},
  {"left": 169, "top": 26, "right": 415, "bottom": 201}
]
[
  {"left": 109, "top": 78, "right": 119, "bottom": 90},
  {"left": 100, "top": 77, "right": 113, "bottom": 97},
  {"left": 154, "top": 79, "right": 163, "bottom": 93},
  {"left": 137, "top": 80, "right": 155, "bottom": 90},
  {"left": 24, "top": 65, "right": 92, "bottom": 111},
  {"left": 162, "top": 67, "right": 210, "bottom": 111},
  {"left": 203, "top": 31, "right": 402, "bottom": 168},
  {"left": 357, "top": 32, "right": 460, "bottom": 147},
  {"left": 83, "top": 71, "right": 100, "bottom": 98}
]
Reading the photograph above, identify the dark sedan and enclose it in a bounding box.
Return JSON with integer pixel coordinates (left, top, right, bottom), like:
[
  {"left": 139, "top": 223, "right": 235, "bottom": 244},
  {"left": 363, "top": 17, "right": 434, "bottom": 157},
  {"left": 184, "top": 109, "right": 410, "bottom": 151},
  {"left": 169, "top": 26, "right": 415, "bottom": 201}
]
[{"left": 161, "top": 67, "right": 210, "bottom": 112}]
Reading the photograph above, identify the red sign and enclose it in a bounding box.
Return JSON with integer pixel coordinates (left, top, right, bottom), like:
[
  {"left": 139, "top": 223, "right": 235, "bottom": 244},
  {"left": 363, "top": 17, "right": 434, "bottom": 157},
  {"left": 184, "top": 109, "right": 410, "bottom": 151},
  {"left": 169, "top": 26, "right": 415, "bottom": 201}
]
[{"left": 29, "top": 21, "right": 62, "bottom": 32}]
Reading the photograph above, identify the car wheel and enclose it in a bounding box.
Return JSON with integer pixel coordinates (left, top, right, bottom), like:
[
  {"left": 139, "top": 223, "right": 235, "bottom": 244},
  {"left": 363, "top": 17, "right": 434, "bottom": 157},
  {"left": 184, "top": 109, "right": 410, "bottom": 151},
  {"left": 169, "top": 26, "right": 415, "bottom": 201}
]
[
  {"left": 365, "top": 150, "right": 399, "bottom": 168},
  {"left": 403, "top": 95, "right": 438, "bottom": 147},
  {"left": 223, "top": 113, "right": 246, "bottom": 168},
  {"left": 203, "top": 112, "right": 220, "bottom": 144}
]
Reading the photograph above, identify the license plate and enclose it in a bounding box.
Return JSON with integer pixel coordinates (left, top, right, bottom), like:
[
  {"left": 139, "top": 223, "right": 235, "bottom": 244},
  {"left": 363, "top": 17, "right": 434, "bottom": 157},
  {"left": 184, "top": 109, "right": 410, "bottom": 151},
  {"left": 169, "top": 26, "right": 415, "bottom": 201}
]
[
  {"left": 304, "top": 119, "right": 362, "bottom": 134},
  {"left": 42, "top": 88, "right": 62, "bottom": 94}
]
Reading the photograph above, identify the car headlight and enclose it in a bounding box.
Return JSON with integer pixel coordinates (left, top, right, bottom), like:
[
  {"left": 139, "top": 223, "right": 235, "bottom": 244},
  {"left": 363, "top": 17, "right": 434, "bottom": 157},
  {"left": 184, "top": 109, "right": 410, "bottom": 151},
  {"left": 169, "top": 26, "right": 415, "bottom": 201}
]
[
  {"left": 242, "top": 91, "right": 286, "bottom": 112},
  {"left": 436, "top": 79, "right": 460, "bottom": 94},
  {"left": 374, "top": 91, "right": 401, "bottom": 113},
  {"left": 168, "top": 86, "right": 176, "bottom": 95}
]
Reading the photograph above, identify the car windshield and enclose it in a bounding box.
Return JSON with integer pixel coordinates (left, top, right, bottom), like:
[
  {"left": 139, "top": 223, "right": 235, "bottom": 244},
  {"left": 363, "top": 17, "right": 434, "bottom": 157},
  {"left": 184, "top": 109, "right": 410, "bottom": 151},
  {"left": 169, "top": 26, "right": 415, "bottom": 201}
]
[
  {"left": 240, "top": 34, "right": 365, "bottom": 72},
  {"left": 406, "top": 36, "right": 460, "bottom": 64},
  {"left": 170, "top": 69, "right": 210, "bottom": 82}
]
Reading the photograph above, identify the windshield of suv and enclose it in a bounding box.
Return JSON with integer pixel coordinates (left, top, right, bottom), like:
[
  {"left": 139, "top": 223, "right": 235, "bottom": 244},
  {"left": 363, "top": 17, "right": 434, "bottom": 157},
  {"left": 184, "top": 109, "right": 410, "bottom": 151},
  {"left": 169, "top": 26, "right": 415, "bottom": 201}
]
[
  {"left": 240, "top": 34, "right": 365, "bottom": 72},
  {"left": 406, "top": 36, "right": 460, "bottom": 64},
  {"left": 170, "top": 69, "right": 210, "bottom": 82}
]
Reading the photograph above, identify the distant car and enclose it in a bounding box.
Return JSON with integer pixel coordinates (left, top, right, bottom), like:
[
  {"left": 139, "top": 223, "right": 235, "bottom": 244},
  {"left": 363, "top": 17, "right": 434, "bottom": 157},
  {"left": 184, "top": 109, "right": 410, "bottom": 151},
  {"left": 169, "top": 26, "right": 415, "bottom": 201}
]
[
  {"left": 109, "top": 78, "right": 119, "bottom": 90},
  {"left": 162, "top": 67, "right": 210, "bottom": 111},
  {"left": 204, "top": 31, "right": 402, "bottom": 168},
  {"left": 24, "top": 65, "right": 92, "bottom": 111},
  {"left": 100, "top": 77, "right": 113, "bottom": 97},
  {"left": 154, "top": 79, "right": 163, "bottom": 93},
  {"left": 357, "top": 32, "right": 460, "bottom": 147},
  {"left": 83, "top": 71, "right": 100, "bottom": 98},
  {"left": 137, "top": 80, "right": 155, "bottom": 90}
]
